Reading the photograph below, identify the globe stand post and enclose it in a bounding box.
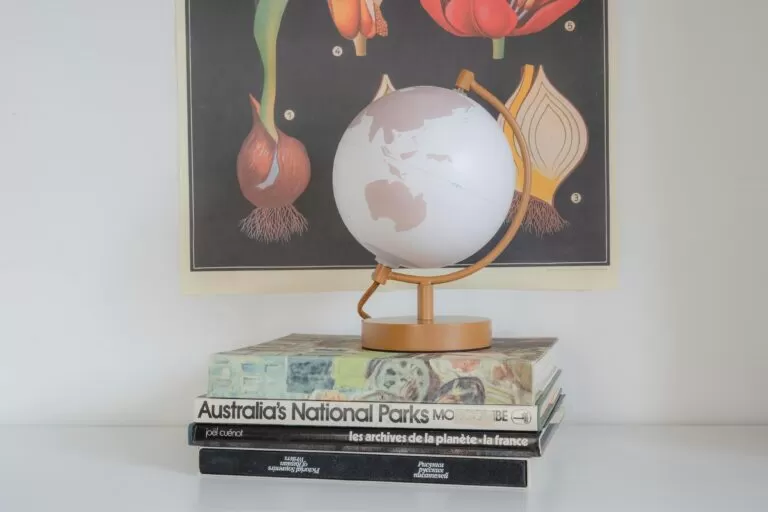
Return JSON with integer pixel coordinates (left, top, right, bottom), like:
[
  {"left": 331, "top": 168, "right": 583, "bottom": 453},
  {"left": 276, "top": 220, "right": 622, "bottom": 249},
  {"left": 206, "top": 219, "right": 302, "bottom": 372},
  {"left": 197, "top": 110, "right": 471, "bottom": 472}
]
[
  {"left": 417, "top": 283, "right": 433, "bottom": 323},
  {"left": 356, "top": 69, "right": 533, "bottom": 353}
]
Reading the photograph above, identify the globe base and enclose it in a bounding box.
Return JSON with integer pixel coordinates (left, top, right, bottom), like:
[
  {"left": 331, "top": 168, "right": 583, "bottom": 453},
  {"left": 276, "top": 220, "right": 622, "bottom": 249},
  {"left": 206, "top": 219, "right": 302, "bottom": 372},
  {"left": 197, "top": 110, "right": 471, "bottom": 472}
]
[{"left": 361, "top": 315, "right": 491, "bottom": 353}]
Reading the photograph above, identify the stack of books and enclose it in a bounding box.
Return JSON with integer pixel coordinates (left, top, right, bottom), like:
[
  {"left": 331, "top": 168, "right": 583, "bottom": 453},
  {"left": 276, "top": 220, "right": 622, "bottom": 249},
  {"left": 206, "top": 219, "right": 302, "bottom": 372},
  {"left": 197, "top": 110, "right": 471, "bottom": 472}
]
[{"left": 188, "top": 333, "right": 565, "bottom": 488}]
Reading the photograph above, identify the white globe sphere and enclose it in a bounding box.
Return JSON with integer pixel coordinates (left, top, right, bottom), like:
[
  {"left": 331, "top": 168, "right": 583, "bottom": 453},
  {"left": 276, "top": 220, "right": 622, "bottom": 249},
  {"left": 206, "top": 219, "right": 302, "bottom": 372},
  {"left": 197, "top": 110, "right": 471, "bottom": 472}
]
[{"left": 332, "top": 85, "right": 516, "bottom": 269}]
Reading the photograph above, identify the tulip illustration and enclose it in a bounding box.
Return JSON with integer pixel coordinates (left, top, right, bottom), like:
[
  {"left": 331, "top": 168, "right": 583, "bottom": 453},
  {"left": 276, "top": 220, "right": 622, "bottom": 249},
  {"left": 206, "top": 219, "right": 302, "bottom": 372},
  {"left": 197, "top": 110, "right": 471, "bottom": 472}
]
[
  {"left": 420, "top": 0, "right": 581, "bottom": 59},
  {"left": 328, "top": 0, "right": 388, "bottom": 56},
  {"left": 237, "top": 95, "right": 310, "bottom": 242},
  {"left": 497, "top": 64, "right": 588, "bottom": 235},
  {"left": 237, "top": 0, "right": 311, "bottom": 242}
]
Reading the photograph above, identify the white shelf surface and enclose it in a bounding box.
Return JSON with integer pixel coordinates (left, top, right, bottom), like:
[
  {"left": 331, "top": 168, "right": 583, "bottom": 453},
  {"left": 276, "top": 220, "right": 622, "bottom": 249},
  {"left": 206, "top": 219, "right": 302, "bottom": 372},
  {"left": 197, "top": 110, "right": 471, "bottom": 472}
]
[{"left": 0, "top": 425, "right": 766, "bottom": 511}]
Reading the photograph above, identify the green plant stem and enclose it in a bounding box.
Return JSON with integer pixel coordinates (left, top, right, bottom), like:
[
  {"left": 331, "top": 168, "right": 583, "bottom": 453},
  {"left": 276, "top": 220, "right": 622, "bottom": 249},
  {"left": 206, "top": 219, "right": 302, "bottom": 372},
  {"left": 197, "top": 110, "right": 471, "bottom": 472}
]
[
  {"left": 253, "top": 0, "right": 289, "bottom": 141},
  {"left": 492, "top": 37, "right": 505, "bottom": 59}
]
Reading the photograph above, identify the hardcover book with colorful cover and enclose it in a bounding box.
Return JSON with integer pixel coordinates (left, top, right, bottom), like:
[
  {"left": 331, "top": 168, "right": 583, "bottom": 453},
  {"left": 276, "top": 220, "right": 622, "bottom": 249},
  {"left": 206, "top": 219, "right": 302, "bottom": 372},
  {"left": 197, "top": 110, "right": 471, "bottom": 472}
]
[{"left": 208, "top": 334, "right": 558, "bottom": 405}]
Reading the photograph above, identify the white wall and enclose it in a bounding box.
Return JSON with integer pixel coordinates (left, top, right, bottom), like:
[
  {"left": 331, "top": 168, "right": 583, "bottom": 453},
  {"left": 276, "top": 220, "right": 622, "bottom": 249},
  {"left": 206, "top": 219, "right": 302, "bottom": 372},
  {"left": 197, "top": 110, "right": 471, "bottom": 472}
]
[{"left": 1, "top": 0, "right": 766, "bottom": 426}]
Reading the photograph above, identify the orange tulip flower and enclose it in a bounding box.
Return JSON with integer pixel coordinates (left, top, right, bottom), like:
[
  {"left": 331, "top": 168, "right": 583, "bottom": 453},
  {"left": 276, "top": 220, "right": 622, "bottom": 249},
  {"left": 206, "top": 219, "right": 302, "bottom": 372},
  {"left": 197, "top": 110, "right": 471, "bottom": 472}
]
[{"left": 328, "top": 0, "right": 388, "bottom": 56}]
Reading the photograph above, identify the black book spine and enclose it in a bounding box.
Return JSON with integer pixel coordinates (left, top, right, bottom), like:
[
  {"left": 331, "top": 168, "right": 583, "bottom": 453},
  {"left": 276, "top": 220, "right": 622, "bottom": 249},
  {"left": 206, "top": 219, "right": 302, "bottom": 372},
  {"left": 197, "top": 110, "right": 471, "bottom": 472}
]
[
  {"left": 198, "top": 448, "right": 528, "bottom": 487},
  {"left": 189, "top": 423, "right": 542, "bottom": 458}
]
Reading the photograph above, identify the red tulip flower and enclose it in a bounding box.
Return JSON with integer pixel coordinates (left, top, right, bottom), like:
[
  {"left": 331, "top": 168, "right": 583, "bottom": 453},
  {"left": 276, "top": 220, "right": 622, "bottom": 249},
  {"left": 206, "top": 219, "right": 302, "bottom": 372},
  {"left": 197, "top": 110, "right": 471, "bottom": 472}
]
[{"left": 420, "top": 0, "right": 581, "bottom": 59}]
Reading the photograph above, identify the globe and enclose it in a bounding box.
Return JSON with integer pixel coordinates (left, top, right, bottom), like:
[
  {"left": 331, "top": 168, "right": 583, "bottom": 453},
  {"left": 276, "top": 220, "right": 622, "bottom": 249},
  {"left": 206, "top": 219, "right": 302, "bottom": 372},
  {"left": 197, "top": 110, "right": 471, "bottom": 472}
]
[{"left": 332, "top": 85, "right": 517, "bottom": 269}]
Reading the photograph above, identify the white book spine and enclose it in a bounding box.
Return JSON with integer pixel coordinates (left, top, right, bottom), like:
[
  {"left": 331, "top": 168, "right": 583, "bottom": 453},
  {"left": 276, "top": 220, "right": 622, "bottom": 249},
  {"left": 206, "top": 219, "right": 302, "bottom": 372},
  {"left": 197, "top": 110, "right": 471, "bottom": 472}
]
[{"left": 193, "top": 397, "right": 540, "bottom": 431}]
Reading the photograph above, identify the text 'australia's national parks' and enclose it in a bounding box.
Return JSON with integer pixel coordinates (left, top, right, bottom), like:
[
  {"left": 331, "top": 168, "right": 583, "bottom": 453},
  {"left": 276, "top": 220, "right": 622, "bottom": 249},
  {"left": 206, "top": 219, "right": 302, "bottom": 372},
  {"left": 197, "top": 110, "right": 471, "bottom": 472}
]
[{"left": 197, "top": 400, "right": 445, "bottom": 424}]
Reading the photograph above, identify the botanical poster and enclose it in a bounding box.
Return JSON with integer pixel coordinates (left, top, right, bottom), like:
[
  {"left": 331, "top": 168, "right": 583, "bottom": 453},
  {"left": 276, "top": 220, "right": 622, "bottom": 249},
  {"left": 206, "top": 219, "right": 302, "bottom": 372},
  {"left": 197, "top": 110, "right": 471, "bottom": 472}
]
[{"left": 177, "top": 0, "right": 612, "bottom": 292}]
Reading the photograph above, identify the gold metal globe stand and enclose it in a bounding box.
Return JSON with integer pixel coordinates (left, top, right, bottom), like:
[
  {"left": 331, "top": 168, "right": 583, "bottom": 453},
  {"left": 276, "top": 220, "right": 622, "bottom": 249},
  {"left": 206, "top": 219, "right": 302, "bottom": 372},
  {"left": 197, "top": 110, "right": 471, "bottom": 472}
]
[{"left": 357, "top": 69, "right": 533, "bottom": 353}]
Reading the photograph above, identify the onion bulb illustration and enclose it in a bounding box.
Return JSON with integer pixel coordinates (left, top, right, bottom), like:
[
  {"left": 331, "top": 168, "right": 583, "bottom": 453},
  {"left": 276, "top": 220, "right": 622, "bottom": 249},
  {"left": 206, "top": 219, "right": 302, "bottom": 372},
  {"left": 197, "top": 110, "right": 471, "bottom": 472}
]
[
  {"left": 497, "top": 64, "right": 588, "bottom": 235},
  {"left": 372, "top": 73, "right": 396, "bottom": 100},
  {"left": 328, "top": 0, "right": 388, "bottom": 56},
  {"left": 237, "top": 95, "right": 310, "bottom": 242},
  {"left": 237, "top": 0, "right": 311, "bottom": 243}
]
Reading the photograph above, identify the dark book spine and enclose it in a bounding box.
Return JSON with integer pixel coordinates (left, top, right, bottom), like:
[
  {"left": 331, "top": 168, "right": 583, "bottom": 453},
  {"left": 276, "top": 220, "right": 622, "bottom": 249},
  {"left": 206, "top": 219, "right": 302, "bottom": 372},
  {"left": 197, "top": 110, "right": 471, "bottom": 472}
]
[
  {"left": 198, "top": 448, "right": 528, "bottom": 487},
  {"left": 189, "top": 423, "right": 542, "bottom": 458}
]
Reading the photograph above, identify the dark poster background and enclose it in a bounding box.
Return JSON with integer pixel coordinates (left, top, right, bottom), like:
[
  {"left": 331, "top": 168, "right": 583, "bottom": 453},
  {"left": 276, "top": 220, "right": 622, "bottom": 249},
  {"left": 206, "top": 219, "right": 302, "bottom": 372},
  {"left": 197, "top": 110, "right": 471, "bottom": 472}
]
[{"left": 185, "top": 0, "right": 608, "bottom": 270}]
